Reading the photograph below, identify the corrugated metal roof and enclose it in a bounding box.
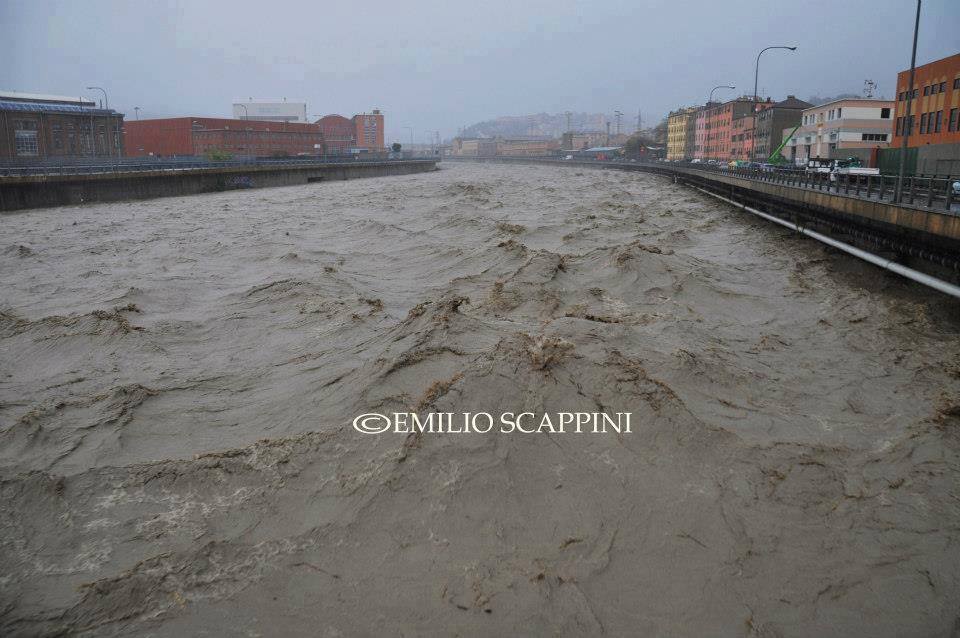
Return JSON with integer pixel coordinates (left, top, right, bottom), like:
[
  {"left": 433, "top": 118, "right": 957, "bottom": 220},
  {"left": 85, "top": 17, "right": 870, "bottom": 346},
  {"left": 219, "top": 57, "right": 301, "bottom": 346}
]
[
  {"left": 0, "top": 91, "right": 95, "bottom": 105},
  {"left": 0, "top": 100, "right": 119, "bottom": 115}
]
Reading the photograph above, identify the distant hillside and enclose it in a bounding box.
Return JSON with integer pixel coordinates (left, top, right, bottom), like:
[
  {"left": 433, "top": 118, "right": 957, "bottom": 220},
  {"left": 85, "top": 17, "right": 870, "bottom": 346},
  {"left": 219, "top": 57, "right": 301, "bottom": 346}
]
[{"left": 460, "top": 112, "right": 610, "bottom": 139}]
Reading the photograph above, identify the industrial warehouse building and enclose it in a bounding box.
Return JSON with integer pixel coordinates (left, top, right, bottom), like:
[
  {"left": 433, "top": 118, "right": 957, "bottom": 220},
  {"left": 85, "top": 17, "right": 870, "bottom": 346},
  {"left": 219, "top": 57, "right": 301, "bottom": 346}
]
[
  {"left": 125, "top": 109, "right": 385, "bottom": 158},
  {"left": 123, "top": 117, "right": 325, "bottom": 158},
  {"left": 0, "top": 91, "right": 124, "bottom": 160},
  {"left": 315, "top": 110, "right": 385, "bottom": 154}
]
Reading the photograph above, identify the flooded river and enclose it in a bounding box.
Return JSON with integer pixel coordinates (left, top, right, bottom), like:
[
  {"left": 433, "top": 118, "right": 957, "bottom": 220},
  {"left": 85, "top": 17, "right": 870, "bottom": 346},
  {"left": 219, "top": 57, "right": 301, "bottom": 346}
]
[{"left": 2, "top": 162, "right": 959, "bottom": 636}]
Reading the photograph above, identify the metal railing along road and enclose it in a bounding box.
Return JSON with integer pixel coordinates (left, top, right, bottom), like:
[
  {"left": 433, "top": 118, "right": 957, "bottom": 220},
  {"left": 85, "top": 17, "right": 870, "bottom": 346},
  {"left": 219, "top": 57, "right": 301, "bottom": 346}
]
[
  {"left": 0, "top": 154, "right": 440, "bottom": 178},
  {"left": 451, "top": 155, "right": 959, "bottom": 215},
  {"left": 669, "top": 161, "right": 960, "bottom": 214}
]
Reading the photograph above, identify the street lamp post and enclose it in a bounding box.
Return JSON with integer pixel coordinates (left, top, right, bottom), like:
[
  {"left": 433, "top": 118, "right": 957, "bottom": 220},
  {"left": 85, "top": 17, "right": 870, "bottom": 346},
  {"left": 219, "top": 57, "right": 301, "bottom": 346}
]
[
  {"left": 895, "top": 0, "right": 921, "bottom": 203},
  {"left": 709, "top": 85, "right": 735, "bottom": 105},
  {"left": 752, "top": 46, "right": 797, "bottom": 162},
  {"left": 134, "top": 106, "right": 140, "bottom": 120},
  {"left": 237, "top": 104, "right": 248, "bottom": 120},
  {"left": 86, "top": 86, "right": 116, "bottom": 163},
  {"left": 403, "top": 126, "right": 414, "bottom": 151}
]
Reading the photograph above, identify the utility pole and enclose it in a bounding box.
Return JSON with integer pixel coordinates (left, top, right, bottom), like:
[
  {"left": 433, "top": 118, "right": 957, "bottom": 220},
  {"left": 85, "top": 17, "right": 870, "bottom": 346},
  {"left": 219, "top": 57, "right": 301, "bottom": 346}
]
[
  {"left": 895, "top": 0, "right": 921, "bottom": 203},
  {"left": 614, "top": 110, "right": 623, "bottom": 137},
  {"left": 636, "top": 109, "right": 642, "bottom": 134}
]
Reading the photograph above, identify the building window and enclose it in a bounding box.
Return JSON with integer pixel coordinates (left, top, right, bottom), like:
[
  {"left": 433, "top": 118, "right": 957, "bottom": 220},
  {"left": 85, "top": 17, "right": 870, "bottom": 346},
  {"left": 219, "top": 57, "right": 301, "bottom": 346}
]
[
  {"left": 52, "top": 123, "right": 63, "bottom": 150},
  {"left": 935, "top": 110, "right": 942, "bottom": 133},
  {"left": 861, "top": 133, "right": 888, "bottom": 142},
  {"left": 880, "top": 107, "right": 890, "bottom": 119},
  {"left": 920, "top": 113, "right": 927, "bottom": 134},
  {"left": 923, "top": 85, "right": 930, "bottom": 96},
  {"left": 950, "top": 108, "right": 958, "bottom": 133},
  {"left": 836, "top": 108, "right": 841, "bottom": 118},
  {"left": 14, "top": 120, "right": 40, "bottom": 156},
  {"left": 15, "top": 130, "right": 39, "bottom": 156},
  {"left": 954, "top": 78, "right": 960, "bottom": 90},
  {"left": 939, "top": 82, "right": 946, "bottom": 93},
  {"left": 896, "top": 117, "right": 903, "bottom": 135}
]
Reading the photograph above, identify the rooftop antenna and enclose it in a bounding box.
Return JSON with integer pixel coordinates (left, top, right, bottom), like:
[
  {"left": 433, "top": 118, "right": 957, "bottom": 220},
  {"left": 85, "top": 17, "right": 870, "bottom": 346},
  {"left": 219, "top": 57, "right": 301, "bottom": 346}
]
[{"left": 863, "top": 79, "right": 877, "bottom": 98}]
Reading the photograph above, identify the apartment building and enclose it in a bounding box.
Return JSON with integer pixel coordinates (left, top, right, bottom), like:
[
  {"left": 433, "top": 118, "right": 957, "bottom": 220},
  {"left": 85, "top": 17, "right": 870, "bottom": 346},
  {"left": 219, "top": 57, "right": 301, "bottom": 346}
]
[
  {"left": 695, "top": 97, "right": 763, "bottom": 161},
  {"left": 753, "top": 96, "right": 812, "bottom": 161},
  {"left": 666, "top": 107, "right": 698, "bottom": 160},
  {"left": 783, "top": 98, "right": 893, "bottom": 164}
]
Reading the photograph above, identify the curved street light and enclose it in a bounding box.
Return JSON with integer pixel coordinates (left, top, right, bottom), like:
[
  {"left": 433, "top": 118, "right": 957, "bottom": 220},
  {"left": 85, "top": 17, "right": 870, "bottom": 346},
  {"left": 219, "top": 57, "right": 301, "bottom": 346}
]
[
  {"left": 86, "top": 86, "right": 115, "bottom": 162},
  {"left": 752, "top": 46, "right": 797, "bottom": 161},
  {"left": 709, "top": 85, "right": 736, "bottom": 105}
]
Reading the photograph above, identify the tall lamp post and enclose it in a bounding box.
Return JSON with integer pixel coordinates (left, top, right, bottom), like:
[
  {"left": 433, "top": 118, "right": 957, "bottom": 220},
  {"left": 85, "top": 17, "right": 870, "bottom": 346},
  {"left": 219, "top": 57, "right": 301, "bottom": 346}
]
[
  {"left": 709, "top": 85, "right": 735, "bottom": 105},
  {"left": 237, "top": 104, "right": 248, "bottom": 120},
  {"left": 752, "top": 46, "right": 797, "bottom": 162},
  {"left": 403, "top": 126, "right": 414, "bottom": 150},
  {"left": 134, "top": 106, "right": 140, "bottom": 120},
  {"left": 86, "top": 86, "right": 115, "bottom": 162},
  {"left": 895, "top": 0, "right": 921, "bottom": 203}
]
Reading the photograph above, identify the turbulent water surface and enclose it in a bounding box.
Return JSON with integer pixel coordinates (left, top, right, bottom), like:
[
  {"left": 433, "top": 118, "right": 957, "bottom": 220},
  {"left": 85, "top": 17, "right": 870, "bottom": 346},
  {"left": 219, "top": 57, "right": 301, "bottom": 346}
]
[{"left": 1, "top": 162, "right": 959, "bottom": 636}]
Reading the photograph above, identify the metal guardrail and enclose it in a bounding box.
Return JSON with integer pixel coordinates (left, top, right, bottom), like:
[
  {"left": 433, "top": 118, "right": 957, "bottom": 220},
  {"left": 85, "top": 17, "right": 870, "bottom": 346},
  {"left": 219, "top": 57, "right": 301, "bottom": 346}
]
[
  {"left": 0, "top": 154, "right": 440, "bottom": 178},
  {"left": 449, "top": 155, "right": 959, "bottom": 214},
  {"left": 666, "top": 162, "right": 959, "bottom": 214}
]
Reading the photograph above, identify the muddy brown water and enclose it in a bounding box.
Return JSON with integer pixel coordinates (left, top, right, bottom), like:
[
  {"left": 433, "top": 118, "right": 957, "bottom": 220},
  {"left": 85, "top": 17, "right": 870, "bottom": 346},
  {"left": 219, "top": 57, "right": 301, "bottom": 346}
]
[{"left": 1, "top": 162, "right": 959, "bottom": 636}]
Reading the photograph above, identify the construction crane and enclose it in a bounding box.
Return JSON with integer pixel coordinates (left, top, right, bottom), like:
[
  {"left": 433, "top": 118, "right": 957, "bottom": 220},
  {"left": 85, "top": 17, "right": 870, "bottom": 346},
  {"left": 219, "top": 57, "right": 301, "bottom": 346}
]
[{"left": 767, "top": 124, "right": 801, "bottom": 165}]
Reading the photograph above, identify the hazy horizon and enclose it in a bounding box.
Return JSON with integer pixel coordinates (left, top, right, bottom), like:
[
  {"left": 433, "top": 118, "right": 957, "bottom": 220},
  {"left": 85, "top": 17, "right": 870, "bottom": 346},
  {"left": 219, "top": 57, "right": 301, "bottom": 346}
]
[{"left": 3, "top": 0, "right": 958, "bottom": 143}]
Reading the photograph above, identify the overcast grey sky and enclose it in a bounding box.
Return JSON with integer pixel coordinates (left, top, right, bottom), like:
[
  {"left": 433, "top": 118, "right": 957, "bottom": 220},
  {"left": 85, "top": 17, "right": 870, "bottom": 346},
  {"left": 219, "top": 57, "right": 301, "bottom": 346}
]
[{"left": 2, "top": 0, "right": 958, "bottom": 142}]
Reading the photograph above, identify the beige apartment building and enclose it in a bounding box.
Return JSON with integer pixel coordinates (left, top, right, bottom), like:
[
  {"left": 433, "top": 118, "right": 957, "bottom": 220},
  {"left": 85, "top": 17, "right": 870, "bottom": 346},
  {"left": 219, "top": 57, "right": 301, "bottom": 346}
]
[
  {"left": 666, "top": 107, "right": 698, "bottom": 160},
  {"left": 782, "top": 98, "right": 894, "bottom": 165}
]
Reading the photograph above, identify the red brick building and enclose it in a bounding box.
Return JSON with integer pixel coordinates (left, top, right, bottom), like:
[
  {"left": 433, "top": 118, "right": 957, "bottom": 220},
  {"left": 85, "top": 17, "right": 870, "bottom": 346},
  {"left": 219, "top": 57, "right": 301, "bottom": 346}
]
[
  {"left": 352, "top": 110, "right": 384, "bottom": 151},
  {"left": 314, "top": 110, "right": 385, "bottom": 153},
  {"left": 315, "top": 115, "right": 356, "bottom": 154},
  {"left": 892, "top": 52, "right": 960, "bottom": 146},
  {"left": 0, "top": 91, "right": 124, "bottom": 160},
  {"left": 123, "top": 117, "right": 324, "bottom": 158}
]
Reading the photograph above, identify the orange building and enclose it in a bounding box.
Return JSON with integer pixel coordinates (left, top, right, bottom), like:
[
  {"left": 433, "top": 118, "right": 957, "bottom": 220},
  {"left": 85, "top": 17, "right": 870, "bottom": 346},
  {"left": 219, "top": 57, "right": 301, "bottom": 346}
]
[
  {"left": 892, "top": 52, "right": 960, "bottom": 146},
  {"left": 697, "top": 97, "right": 766, "bottom": 161},
  {"left": 353, "top": 110, "right": 384, "bottom": 151}
]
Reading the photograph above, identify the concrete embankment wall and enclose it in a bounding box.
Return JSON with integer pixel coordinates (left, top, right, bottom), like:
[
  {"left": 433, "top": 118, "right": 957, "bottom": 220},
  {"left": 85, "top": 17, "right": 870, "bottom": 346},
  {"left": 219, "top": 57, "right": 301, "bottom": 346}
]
[{"left": 0, "top": 160, "right": 439, "bottom": 212}]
